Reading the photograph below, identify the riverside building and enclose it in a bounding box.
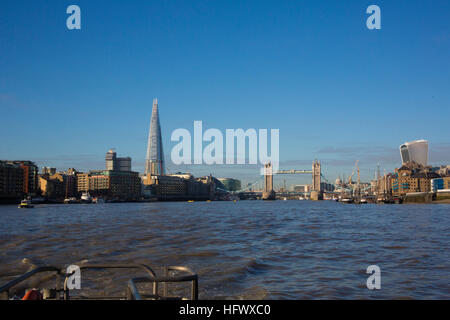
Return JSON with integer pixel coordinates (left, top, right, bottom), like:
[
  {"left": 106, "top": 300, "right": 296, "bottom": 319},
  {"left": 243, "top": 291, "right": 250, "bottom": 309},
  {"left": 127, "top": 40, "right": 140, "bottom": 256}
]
[
  {"left": 0, "top": 160, "right": 38, "bottom": 202},
  {"left": 77, "top": 150, "right": 141, "bottom": 201}
]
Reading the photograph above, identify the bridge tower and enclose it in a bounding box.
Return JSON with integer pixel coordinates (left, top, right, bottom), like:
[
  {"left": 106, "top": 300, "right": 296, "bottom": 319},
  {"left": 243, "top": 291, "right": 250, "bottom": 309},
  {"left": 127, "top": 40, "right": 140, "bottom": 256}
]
[
  {"left": 312, "top": 159, "right": 321, "bottom": 191},
  {"left": 311, "top": 160, "right": 323, "bottom": 200},
  {"left": 262, "top": 162, "right": 276, "bottom": 200}
]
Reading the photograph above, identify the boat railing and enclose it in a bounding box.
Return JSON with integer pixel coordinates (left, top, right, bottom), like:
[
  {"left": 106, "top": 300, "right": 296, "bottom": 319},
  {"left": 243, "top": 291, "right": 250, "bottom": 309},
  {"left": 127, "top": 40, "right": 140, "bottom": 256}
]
[
  {"left": 0, "top": 263, "right": 197, "bottom": 300},
  {"left": 62, "top": 264, "right": 157, "bottom": 300},
  {"left": 0, "top": 266, "right": 63, "bottom": 300},
  {"left": 127, "top": 265, "right": 198, "bottom": 300}
]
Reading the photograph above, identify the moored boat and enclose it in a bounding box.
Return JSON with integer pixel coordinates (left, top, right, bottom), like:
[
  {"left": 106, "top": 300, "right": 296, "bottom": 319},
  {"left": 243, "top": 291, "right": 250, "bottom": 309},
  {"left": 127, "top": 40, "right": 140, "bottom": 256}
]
[
  {"left": 92, "top": 197, "right": 104, "bottom": 204},
  {"left": 80, "top": 192, "right": 93, "bottom": 203},
  {"left": 64, "top": 197, "right": 77, "bottom": 204},
  {"left": 18, "top": 199, "right": 34, "bottom": 209}
]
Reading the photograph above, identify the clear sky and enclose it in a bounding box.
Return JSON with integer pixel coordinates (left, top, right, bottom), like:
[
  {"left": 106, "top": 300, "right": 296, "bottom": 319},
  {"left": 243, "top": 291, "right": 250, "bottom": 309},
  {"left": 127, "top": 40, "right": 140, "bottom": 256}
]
[{"left": 1, "top": 0, "right": 449, "bottom": 186}]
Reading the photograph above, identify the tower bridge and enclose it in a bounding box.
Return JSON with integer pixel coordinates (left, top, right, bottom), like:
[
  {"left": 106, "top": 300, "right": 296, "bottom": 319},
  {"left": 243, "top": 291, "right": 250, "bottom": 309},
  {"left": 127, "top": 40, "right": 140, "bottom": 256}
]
[
  {"left": 273, "top": 159, "right": 323, "bottom": 200},
  {"left": 238, "top": 160, "right": 326, "bottom": 200},
  {"left": 273, "top": 159, "right": 322, "bottom": 191}
]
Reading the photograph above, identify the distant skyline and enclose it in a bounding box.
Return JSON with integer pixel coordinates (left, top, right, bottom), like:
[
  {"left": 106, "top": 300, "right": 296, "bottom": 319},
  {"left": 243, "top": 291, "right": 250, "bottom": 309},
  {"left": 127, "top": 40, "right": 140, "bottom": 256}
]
[{"left": 1, "top": 0, "right": 449, "bottom": 185}]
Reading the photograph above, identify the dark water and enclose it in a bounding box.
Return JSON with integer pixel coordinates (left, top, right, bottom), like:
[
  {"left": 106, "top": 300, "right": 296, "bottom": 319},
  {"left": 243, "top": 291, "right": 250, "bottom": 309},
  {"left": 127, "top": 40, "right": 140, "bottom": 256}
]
[{"left": 0, "top": 201, "right": 449, "bottom": 299}]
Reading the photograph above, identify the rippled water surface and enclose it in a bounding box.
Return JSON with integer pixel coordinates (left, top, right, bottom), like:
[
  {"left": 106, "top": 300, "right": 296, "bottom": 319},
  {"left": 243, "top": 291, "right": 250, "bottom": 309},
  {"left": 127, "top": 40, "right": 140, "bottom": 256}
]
[{"left": 0, "top": 201, "right": 449, "bottom": 299}]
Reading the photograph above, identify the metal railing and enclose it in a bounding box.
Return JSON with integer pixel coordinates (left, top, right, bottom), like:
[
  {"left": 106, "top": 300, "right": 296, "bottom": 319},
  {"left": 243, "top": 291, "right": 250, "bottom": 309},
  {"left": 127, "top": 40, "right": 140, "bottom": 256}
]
[
  {"left": 127, "top": 266, "right": 198, "bottom": 300},
  {"left": 0, "top": 263, "right": 197, "bottom": 300},
  {"left": 0, "top": 266, "right": 63, "bottom": 300},
  {"left": 62, "top": 264, "right": 157, "bottom": 300}
]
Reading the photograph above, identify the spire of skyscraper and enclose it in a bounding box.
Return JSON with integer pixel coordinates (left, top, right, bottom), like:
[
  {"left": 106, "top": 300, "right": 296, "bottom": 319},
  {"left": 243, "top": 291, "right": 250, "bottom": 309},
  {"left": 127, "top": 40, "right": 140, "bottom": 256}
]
[{"left": 145, "top": 98, "right": 165, "bottom": 176}]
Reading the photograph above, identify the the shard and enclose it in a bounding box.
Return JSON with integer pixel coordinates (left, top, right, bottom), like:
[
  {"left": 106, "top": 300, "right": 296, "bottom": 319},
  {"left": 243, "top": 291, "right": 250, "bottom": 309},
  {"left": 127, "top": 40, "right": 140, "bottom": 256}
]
[{"left": 145, "top": 98, "right": 165, "bottom": 176}]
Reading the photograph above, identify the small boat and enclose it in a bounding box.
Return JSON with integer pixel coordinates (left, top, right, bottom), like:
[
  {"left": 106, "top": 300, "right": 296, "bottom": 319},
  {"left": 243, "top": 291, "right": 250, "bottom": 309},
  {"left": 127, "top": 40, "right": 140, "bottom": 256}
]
[
  {"left": 340, "top": 198, "right": 353, "bottom": 204},
  {"left": 92, "top": 197, "right": 103, "bottom": 204},
  {"left": 80, "top": 192, "right": 93, "bottom": 203},
  {"left": 64, "top": 197, "right": 77, "bottom": 204},
  {"left": 18, "top": 199, "right": 34, "bottom": 209}
]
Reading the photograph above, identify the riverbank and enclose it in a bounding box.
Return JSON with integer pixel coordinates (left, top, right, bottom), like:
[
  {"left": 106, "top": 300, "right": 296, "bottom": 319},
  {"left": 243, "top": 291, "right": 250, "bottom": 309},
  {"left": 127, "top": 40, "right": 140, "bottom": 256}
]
[
  {"left": 3, "top": 198, "right": 450, "bottom": 205},
  {"left": 432, "top": 199, "right": 450, "bottom": 204}
]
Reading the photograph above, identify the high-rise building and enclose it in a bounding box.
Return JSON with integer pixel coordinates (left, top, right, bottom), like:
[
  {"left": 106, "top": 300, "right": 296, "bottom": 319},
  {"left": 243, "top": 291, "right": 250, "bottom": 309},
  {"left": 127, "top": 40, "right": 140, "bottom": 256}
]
[
  {"left": 12, "top": 161, "right": 38, "bottom": 195},
  {"left": 399, "top": 140, "right": 428, "bottom": 166},
  {"left": 320, "top": 182, "right": 335, "bottom": 192},
  {"left": 105, "top": 149, "right": 117, "bottom": 171},
  {"left": 0, "top": 160, "right": 38, "bottom": 201},
  {"left": 76, "top": 150, "right": 140, "bottom": 200},
  {"left": 106, "top": 149, "right": 132, "bottom": 172},
  {"left": 218, "top": 178, "right": 241, "bottom": 191},
  {"left": 0, "top": 161, "right": 24, "bottom": 201},
  {"left": 145, "top": 98, "right": 165, "bottom": 176},
  {"left": 42, "top": 167, "right": 56, "bottom": 175}
]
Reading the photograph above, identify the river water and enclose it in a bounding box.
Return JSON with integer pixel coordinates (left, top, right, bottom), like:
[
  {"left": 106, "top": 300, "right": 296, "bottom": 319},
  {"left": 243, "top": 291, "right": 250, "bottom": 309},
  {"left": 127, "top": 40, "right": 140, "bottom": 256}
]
[{"left": 0, "top": 201, "right": 449, "bottom": 299}]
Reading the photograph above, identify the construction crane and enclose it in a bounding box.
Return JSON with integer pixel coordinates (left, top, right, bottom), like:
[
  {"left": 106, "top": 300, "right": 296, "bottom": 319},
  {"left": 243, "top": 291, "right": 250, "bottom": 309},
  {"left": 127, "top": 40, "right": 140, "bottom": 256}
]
[
  {"left": 348, "top": 160, "right": 359, "bottom": 185},
  {"left": 357, "top": 162, "right": 360, "bottom": 187},
  {"left": 356, "top": 161, "right": 361, "bottom": 198}
]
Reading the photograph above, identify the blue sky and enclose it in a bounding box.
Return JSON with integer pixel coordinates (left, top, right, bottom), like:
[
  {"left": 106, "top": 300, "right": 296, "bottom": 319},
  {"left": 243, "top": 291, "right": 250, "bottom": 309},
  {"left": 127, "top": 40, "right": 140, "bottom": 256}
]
[{"left": 1, "top": 0, "right": 449, "bottom": 186}]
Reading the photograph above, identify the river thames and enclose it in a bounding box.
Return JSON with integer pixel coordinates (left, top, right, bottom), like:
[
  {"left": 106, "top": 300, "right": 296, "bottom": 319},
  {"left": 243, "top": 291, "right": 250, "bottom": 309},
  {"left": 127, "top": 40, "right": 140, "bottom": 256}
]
[{"left": 0, "top": 201, "right": 449, "bottom": 299}]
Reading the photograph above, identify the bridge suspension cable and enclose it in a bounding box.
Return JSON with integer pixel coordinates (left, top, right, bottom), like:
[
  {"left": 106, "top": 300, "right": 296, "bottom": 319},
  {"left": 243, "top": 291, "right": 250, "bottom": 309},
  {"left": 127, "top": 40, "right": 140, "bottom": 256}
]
[{"left": 237, "top": 176, "right": 264, "bottom": 192}]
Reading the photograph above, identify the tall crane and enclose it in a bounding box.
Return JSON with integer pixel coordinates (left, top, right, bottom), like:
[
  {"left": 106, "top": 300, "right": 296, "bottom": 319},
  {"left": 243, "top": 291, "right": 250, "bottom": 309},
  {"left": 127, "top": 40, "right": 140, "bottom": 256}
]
[
  {"left": 357, "top": 162, "right": 360, "bottom": 187},
  {"left": 356, "top": 161, "right": 361, "bottom": 198},
  {"left": 348, "top": 160, "right": 359, "bottom": 185}
]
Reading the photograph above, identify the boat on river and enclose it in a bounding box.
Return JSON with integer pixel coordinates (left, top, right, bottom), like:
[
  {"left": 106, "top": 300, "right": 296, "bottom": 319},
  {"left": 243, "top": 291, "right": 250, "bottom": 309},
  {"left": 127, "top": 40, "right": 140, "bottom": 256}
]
[
  {"left": 64, "top": 197, "right": 77, "bottom": 204},
  {"left": 80, "top": 192, "right": 93, "bottom": 203},
  {"left": 92, "top": 197, "right": 104, "bottom": 204},
  {"left": 18, "top": 199, "right": 34, "bottom": 209}
]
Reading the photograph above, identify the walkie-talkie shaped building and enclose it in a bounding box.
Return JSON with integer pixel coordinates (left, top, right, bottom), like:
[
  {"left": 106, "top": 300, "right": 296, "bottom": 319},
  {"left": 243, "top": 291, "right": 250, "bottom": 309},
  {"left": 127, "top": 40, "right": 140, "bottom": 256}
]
[
  {"left": 145, "top": 98, "right": 165, "bottom": 176},
  {"left": 399, "top": 139, "right": 428, "bottom": 167}
]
